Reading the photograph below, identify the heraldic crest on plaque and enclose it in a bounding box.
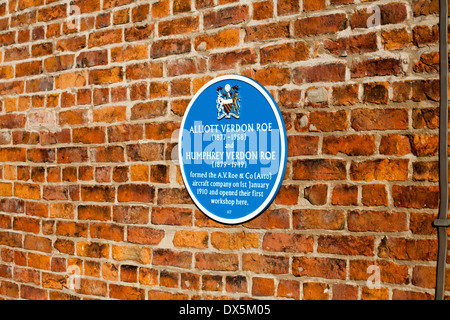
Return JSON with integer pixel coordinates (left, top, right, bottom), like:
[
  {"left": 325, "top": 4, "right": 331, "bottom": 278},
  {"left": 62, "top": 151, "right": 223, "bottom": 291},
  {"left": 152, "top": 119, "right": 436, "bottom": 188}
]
[{"left": 216, "top": 84, "right": 240, "bottom": 120}]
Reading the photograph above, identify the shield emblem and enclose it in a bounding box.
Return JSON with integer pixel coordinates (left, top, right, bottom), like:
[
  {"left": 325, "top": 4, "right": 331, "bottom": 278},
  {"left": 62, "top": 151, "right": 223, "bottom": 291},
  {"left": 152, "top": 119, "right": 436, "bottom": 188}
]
[
  {"left": 222, "top": 99, "right": 233, "bottom": 114},
  {"left": 216, "top": 84, "right": 240, "bottom": 120}
]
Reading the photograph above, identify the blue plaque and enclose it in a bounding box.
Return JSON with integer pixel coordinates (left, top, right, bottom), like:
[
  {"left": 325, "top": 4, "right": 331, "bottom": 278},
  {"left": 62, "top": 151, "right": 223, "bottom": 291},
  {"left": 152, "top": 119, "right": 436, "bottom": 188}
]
[{"left": 179, "top": 75, "right": 287, "bottom": 224}]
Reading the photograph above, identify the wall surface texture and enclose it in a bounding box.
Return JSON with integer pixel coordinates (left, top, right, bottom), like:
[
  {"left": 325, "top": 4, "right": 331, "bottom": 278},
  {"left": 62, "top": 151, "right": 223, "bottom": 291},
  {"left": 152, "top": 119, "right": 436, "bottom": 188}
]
[{"left": 0, "top": 0, "right": 449, "bottom": 300}]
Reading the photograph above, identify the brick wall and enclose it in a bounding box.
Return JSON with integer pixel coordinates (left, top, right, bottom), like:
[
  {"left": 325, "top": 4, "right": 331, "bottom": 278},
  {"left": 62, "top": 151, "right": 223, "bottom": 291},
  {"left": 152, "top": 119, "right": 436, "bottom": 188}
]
[{"left": 0, "top": 0, "right": 448, "bottom": 300}]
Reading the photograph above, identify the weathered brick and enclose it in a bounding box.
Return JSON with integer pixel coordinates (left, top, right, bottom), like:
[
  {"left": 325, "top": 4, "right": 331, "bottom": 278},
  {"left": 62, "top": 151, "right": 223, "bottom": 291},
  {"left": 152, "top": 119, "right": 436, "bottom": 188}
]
[
  {"left": 310, "top": 110, "right": 348, "bottom": 132},
  {"left": 351, "top": 58, "right": 403, "bottom": 78},
  {"left": 348, "top": 210, "right": 407, "bottom": 232},
  {"left": 293, "top": 256, "right": 346, "bottom": 279},
  {"left": 350, "top": 3, "right": 407, "bottom": 29},
  {"left": 262, "top": 233, "right": 313, "bottom": 253},
  {"left": 210, "top": 49, "right": 257, "bottom": 71},
  {"left": 195, "top": 28, "right": 240, "bottom": 51},
  {"left": 351, "top": 108, "right": 408, "bottom": 130},
  {"left": 196, "top": 253, "right": 239, "bottom": 271},
  {"left": 323, "top": 135, "right": 375, "bottom": 156},
  {"left": 293, "top": 159, "right": 346, "bottom": 180},
  {"left": 150, "top": 38, "right": 191, "bottom": 58},
  {"left": 318, "top": 235, "right": 374, "bottom": 256},
  {"left": 392, "top": 185, "right": 439, "bottom": 209},
  {"left": 350, "top": 159, "right": 409, "bottom": 181},
  {"left": 324, "top": 33, "right": 377, "bottom": 57},
  {"left": 242, "top": 253, "right": 289, "bottom": 274},
  {"left": 294, "top": 63, "right": 346, "bottom": 84},
  {"left": 117, "top": 184, "right": 155, "bottom": 203},
  {"left": 88, "top": 29, "right": 122, "bottom": 48},
  {"left": 204, "top": 5, "right": 249, "bottom": 29},
  {"left": 159, "top": 16, "right": 199, "bottom": 36},
  {"left": 294, "top": 13, "right": 347, "bottom": 36},
  {"left": 127, "top": 226, "right": 164, "bottom": 245}
]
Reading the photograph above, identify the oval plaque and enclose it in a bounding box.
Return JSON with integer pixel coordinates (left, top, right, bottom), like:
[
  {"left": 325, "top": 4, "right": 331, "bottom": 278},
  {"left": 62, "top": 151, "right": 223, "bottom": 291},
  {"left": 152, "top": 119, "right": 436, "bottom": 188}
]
[{"left": 179, "top": 75, "right": 287, "bottom": 224}]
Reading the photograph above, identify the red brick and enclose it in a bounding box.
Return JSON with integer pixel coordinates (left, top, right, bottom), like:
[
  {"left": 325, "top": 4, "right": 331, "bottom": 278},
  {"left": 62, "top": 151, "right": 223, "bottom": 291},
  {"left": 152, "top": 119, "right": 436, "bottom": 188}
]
[
  {"left": 204, "top": 5, "right": 249, "bottom": 29},
  {"left": 24, "top": 234, "right": 52, "bottom": 253},
  {"left": 16, "top": 61, "right": 42, "bottom": 77},
  {"left": 76, "top": 241, "right": 109, "bottom": 258},
  {"left": 262, "top": 233, "right": 313, "bottom": 253},
  {"left": 413, "top": 0, "right": 440, "bottom": 17},
  {"left": 13, "top": 216, "right": 40, "bottom": 234},
  {"left": 78, "top": 205, "right": 111, "bottom": 221},
  {"left": 124, "top": 24, "right": 154, "bottom": 41},
  {"left": 195, "top": 28, "right": 240, "bottom": 51},
  {"left": 413, "top": 161, "right": 439, "bottom": 182},
  {"left": 88, "top": 29, "right": 122, "bottom": 48},
  {"left": 331, "top": 184, "right": 358, "bottom": 206},
  {"left": 242, "top": 253, "right": 289, "bottom": 274},
  {"left": 392, "top": 185, "right": 439, "bottom": 209},
  {"left": 57, "top": 147, "right": 88, "bottom": 164},
  {"left": 21, "top": 285, "right": 47, "bottom": 300},
  {"left": 294, "top": 13, "right": 347, "bottom": 36},
  {"left": 243, "top": 208, "right": 290, "bottom": 229},
  {"left": 362, "top": 82, "right": 389, "bottom": 104},
  {"left": 226, "top": 275, "right": 247, "bottom": 293},
  {"left": 332, "top": 284, "right": 359, "bottom": 300},
  {"left": 196, "top": 253, "right": 239, "bottom": 271},
  {"left": 56, "top": 221, "right": 88, "bottom": 237},
  {"left": 293, "top": 159, "right": 346, "bottom": 180},
  {"left": 413, "top": 25, "right": 439, "bottom": 46},
  {"left": 127, "top": 226, "right": 164, "bottom": 245},
  {"left": 56, "top": 36, "right": 86, "bottom": 52},
  {"left": 318, "top": 235, "right": 374, "bottom": 256},
  {"left": 37, "top": 4, "right": 66, "bottom": 22},
  {"left": 293, "top": 256, "right": 346, "bottom": 279},
  {"left": 304, "top": 0, "right": 326, "bottom": 11},
  {"left": 150, "top": 38, "right": 191, "bottom": 58},
  {"left": 380, "top": 237, "right": 437, "bottom": 261},
  {"left": 351, "top": 108, "right": 408, "bottom": 130},
  {"left": 361, "top": 184, "right": 389, "bottom": 207},
  {"left": 288, "top": 135, "right": 319, "bottom": 156},
  {"left": 210, "top": 49, "right": 257, "bottom": 71},
  {"left": 80, "top": 185, "right": 115, "bottom": 202},
  {"left": 351, "top": 58, "right": 403, "bottom": 78},
  {"left": 244, "top": 66, "right": 290, "bottom": 86},
  {"left": 325, "top": 33, "right": 377, "bottom": 57},
  {"left": 294, "top": 63, "right": 346, "bottom": 84},
  {"left": 349, "top": 259, "right": 409, "bottom": 284},
  {"left": 303, "top": 185, "right": 328, "bottom": 206},
  {"left": 245, "top": 21, "right": 290, "bottom": 42},
  {"left": 381, "top": 28, "right": 412, "bottom": 50},
  {"left": 158, "top": 16, "right": 199, "bottom": 36},
  {"left": 323, "top": 135, "right": 375, "bottom": 156},
  {"left": 117, "top": 184, "right": 155, "bottom": 203},
  {"left": 274, "top": 185, "right": 299, "bottom": 205},
  {"left": 157, "top": 188, "right": 191, "bottom": 205},
  {"left": 76, "top": 50, "right": 108, "bottom": 68},
  {"left": 303, "top": 282, "right": 329, "bottom": 300},
  {"left": 89, "top": 67, "right": 123, "bottom": 85},
  {"left": 252, "top": 277, "right": 274, "bottom": 296},
  {"left": 350, "top": 159, "right": 409, "bottom": 181},
  {"left": 350, "top": 3, "right": 407, "bottom": 29},
  {"left": 409, "top": 134, "right": 439, "bottom": 156},
  {"left": 348, "top": 210, "right": 407, "bottom": 232},
  {"left": 379, "top": 134, "right": 411, "bottom": 155},
  {"left": 152, "top": 249, "right": 192, "bottom": 268}
]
